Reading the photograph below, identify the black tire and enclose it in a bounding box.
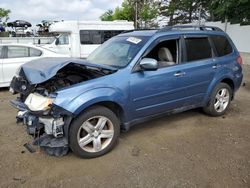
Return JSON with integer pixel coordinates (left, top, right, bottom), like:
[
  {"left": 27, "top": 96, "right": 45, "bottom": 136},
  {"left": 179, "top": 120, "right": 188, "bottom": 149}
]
[
  {"left": 203, "top": 83, "right": 233, "bottom": 116},
  {"left": 69, "top": 105, "right": 120, "bottom": 158}
]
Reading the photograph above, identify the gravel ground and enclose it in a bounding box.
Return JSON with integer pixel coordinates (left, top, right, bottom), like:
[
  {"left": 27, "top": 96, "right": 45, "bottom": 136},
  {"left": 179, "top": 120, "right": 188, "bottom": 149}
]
[{"left": 0, "top": 65, "right": 249, "bottom": 188}]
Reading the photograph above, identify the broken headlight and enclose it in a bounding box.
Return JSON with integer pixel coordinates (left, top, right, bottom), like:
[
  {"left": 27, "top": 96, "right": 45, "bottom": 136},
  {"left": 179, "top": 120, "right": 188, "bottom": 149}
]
[{"left": 24, "top": 93, "right": 55, "bottom": 111}]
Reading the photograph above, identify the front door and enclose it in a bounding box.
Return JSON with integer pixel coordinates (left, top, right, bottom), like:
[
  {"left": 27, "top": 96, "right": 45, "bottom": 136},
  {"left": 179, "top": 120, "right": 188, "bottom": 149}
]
[
  {"left": 130, "top": 65, "right": 189, "bottom": 119},
  {"left": 55, "top": 34, "right": 71, "bottom": 55},
  {"left": 130, "top": 37, "right": 189, "bottom": 119}
]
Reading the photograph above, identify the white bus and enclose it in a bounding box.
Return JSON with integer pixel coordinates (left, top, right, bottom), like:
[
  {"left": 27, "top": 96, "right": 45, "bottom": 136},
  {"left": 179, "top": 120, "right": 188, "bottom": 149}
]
[{"left": 41, "top": 20, "right": 134, "bottom": 58}]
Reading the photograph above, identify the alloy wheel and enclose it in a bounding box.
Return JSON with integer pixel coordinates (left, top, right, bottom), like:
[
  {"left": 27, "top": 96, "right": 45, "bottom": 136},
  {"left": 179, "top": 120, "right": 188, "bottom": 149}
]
[
  {"left": 77, "top": 116, "right": 114, "bottom": 153},
  {"left": 214, "top": 88, "right": 230, "bottom": 113}
]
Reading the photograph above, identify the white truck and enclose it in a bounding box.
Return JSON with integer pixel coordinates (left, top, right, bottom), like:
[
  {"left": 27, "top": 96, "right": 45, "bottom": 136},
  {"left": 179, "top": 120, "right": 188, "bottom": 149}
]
[{"left": 41, "top": 20, "right": 134, "bottom": 58}]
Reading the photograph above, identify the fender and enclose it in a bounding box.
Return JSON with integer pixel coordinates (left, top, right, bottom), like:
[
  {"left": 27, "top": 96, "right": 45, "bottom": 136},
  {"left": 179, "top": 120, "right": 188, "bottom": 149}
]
[
  {"left": 54, "top": 86, "right": 129, "bottom": 119},
  {"left": 203, "top": 68, "right": 236, "bottom": 105}
]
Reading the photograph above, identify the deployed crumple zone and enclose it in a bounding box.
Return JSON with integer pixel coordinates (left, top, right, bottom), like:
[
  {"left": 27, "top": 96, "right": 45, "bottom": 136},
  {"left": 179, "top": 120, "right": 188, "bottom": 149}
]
[
  {"left": 10, "top": 57, "right": 117, "bottom": 156},
  {"left": 11, "top": 57, "right": 116, "bottom": 97}
]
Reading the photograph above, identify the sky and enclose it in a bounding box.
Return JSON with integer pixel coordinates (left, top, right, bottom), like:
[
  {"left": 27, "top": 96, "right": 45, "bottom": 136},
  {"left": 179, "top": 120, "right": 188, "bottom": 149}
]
[{"left": 0, "top": 0, "right": 123, "bottom": 26}]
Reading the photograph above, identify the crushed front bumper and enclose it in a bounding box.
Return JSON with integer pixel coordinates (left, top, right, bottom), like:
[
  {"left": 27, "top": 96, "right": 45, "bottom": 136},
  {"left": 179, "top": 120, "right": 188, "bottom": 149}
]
[{"left": 10, "top": 99, "right": 73, "bottom": 156}]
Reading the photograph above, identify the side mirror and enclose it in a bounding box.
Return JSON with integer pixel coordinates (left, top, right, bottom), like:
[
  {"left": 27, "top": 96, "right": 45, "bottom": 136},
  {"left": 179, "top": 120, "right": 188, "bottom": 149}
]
[
  {"left": 55, "top": 38, "right": 59, "bottom": 45},
  {"left": 139, "top": 58, "right": 158, "bottom": 71}
]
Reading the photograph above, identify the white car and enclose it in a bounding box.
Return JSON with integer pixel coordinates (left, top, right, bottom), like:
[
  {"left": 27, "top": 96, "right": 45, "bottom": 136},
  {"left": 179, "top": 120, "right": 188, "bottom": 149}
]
[{"left": 0, "top": 43, "right": 69, "bottom": 87}]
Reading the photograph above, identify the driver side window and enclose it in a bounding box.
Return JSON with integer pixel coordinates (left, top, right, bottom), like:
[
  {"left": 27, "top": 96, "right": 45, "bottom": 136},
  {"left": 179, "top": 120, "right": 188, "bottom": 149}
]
[
  {"left": 144, "top": 39, "right": 179, "bottom": 68},
  {"left": 58, "top": 34, "right": 69, "bottom": 45}
]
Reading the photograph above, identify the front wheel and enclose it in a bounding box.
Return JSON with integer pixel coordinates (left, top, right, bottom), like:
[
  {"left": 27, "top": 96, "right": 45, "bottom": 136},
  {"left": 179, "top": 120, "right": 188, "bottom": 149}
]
[
  {"left": 203, "top": 83, "right": 232, "bottom": 116},
  {"left": 69, "top": 106, "right": 120, "bottom": 158}
]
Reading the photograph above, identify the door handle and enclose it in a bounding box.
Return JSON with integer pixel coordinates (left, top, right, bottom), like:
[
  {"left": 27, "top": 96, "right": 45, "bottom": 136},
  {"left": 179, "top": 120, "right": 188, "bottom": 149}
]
[
  {"left": 174, "top": 72, "right": 186, "bottom": 77},
  {"left": 212, "top": 64, "right": 221, "bottom": 69}
]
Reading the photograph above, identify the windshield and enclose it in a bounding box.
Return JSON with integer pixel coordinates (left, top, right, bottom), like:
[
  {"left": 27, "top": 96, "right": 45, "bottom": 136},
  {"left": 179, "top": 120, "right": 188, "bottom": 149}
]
[{"left": 87, "top": 36, "right": 149, "bottom": 68}]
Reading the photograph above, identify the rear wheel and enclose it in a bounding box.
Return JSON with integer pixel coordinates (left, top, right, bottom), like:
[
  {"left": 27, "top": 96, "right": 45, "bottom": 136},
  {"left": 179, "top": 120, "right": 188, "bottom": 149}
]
[
  {"left": 203, "top": 83, "right": 232, "bottom": 116},
  {"left": 69, "top": 106, "right": 120, "bottom": 158}
]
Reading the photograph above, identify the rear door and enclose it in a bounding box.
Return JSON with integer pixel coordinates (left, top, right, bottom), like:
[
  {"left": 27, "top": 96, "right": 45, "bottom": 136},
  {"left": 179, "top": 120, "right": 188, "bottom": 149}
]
[
  {"left": 175, "top": 35, "right": 219, "bottom": 106},
  {"left": 2, "top": 46, "right": 40, "bottom": 85}
]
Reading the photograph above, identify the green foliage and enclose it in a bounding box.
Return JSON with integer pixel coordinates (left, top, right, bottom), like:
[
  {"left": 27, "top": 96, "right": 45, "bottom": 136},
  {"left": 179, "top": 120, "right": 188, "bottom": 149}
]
[
  {"left": 100, "top": 10, "right": 114, "bottom": 21},
  {"left": 100, "top": 0, "right": 134, "bottom": 21},
  {"left": 210, "top": 0, "right": 250, "bottom": 25},
  {"left": 161, "top": 0, "right": 210, "bottom": 25},
  {"left": 113, "top": 0, "right": 134, "bottom": 21},
  {"left": 100, "top": 0, "right": 250, "bottom": 26},
  {"left": 140, "top": 3, "right": 158, "bottom": 22},
  {"left": 99, "top": 0, "right": 159, "bottom": 27},
  {"left": 0, "top": 8, "right": 11, "bottom": 23}
]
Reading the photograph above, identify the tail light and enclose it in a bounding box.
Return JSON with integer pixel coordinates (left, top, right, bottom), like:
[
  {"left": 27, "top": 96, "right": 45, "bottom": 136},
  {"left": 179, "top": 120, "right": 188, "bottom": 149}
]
[{"left": 237, "top": 56, "right": 243, "bottom": 66}]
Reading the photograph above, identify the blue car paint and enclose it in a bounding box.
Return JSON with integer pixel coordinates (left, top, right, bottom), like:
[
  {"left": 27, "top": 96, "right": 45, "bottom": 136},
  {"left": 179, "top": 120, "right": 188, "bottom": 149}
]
[
  {"left": 19, "top": 57, "right": 117, "bottom": 84},
  {"left": 50, "top": 29, "right": 243, "bottom": 127}
]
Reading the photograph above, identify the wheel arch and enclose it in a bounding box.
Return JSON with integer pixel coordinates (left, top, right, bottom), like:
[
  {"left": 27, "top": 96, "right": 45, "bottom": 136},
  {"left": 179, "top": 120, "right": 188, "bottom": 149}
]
[
  {"left": 73, "top": 100, "right": 127, "bottom": 130},
  {"left": 204, "top": 76, "right": 235, "bottom": 105},
  {"left": 86, "top": 101, "right": 126, "bottom": 124},
  {"left": 220, "top": 78, "right": 235, "bottom": 92}
]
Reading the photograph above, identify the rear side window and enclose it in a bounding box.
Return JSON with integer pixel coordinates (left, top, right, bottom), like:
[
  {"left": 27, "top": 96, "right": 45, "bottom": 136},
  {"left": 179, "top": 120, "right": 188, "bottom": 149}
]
[
  {"left": 185, "top": 37, "right": 212, "bottom": 62},
  {"left": 80, "top": 30, "right": 123, "bottom": 44},
  {"left": 211, "top": 35, "right": 232, "bottom": 57},
  {"left": 7, "top": 46, "right": 29, "bottom": 58},
  {"left": 29, "top": 48, "right": 42, "bottom": 57}
]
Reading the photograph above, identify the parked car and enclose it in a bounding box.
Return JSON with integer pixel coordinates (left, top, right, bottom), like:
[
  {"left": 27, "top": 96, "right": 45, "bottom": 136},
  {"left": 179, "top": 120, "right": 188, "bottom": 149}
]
[
  {"left": 9, "top": 25, "right": 243, "bottom": 158},
  {"left": 14, "top": 27, "right": 34, "bottom": 37},
  {"left": 7, "top": 20, "right": 32, "bottom": 28},
  {"left": 0, "top": 44, "right": 69, "bottom": 87}
]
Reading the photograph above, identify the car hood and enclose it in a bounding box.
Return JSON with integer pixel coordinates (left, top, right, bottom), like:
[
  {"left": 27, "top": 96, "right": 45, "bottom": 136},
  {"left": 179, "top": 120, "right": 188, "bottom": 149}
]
[{"left": 19, "top": 57, "right": 117, "bottom": 84}]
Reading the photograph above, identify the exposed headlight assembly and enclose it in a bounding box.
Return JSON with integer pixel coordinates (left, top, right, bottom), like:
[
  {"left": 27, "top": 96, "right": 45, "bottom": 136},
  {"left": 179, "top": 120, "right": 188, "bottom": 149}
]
[{"left": 25, "top": 93, "right": 55, "bottom": 111}]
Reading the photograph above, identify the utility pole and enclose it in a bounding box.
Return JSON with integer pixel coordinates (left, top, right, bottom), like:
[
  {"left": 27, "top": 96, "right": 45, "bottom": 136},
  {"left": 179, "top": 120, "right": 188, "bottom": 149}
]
[
  {"left": 135, "top": 0, "right": 138, "bottom": 29},
  {"left": 198, "top": 5, "right": 202, "bottom": 26}
]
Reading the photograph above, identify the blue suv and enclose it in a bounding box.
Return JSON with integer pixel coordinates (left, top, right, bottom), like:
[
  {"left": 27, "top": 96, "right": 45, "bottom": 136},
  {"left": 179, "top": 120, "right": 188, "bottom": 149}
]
[{"left": 10, "top": 25, "right": 243, "bottom": 158}]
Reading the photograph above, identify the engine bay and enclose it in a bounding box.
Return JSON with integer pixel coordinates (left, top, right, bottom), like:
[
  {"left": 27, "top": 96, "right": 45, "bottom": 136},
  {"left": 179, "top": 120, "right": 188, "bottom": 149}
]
[{"left": 10, "top": 63, "right": 113, "bottom": 100}]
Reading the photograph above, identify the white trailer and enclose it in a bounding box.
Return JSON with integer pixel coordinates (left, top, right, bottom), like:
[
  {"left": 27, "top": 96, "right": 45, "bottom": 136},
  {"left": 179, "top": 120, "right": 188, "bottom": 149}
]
[{"left": 41, "top": 20, "right": 134, "bottom": 58}]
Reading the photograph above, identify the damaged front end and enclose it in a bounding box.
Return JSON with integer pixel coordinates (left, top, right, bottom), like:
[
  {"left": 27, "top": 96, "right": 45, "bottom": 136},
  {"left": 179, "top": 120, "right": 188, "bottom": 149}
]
[
  {"left": 9, "top": 58, "right": 116, "bottom": 156},
  {"left": 10, "top": 95, "right": 72, "bottom": 156}
]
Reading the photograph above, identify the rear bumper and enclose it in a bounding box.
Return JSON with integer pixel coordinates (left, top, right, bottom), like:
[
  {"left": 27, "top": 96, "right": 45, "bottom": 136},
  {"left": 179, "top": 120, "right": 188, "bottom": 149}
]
[{"left": 234, "top": 72, "right": 243, "bottom": 91}]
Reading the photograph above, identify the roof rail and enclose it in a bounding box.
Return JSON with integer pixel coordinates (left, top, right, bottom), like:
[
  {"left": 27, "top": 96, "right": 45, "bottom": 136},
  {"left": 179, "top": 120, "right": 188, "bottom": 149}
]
[
  {"left": 157, "top": 25, "right": 223, "bottom": 32},
  {"left": 121, "top": 28, "right": 156, "bottom": 34}
]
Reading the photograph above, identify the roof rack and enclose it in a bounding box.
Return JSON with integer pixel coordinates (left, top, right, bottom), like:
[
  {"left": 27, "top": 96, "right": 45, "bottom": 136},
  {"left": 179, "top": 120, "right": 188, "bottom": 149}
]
[
  {"left": 157, "top": 25, "right": 223, "bottom": 32},
  {"left": 121, "top": 28, "right": 157, "bottom": 34}
]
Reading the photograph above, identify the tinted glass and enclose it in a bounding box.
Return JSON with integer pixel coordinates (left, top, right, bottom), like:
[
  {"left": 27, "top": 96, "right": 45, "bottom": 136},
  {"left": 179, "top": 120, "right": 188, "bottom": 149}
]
[
  {"left": 87, "top": 36, "right": 149, "bottom": 68},
  {"left": 211, "top": 35, "right": 232, "bottom": 57},
  {"left": 185, "top": 37, "right": 212, "bottom": 62},
  {"left": 30, "top": 48, "right": 42, "bottom": 57},
  {"left": 80, "top": 30, "right": 123, "bottom": 44},
  {"left": 7, "top": 46, "right": 29, "bottom": 58}
]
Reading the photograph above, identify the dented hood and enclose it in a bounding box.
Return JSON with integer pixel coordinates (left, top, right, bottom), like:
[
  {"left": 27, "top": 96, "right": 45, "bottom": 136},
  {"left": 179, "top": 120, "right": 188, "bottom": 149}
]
[{"left": 19, "top": 57, "right": 117, "bottom": 84}]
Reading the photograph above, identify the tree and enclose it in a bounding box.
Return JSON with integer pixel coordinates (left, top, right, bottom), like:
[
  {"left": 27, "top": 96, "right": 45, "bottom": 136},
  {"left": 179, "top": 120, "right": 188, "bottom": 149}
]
[
  {"left": 209, "top": 0, "right": 250, "bottom": 25},
  {"left": 140, "top": 1, "right": 159, "bottom": 27},
  {"left": 113, "top": 0, "right": 134, "bottom": 21},
  {"left": 100, "top": 10, "right": 114, "bottom": 21},
  {"left": 0, "top": 8, "right": 11, "bottom": 24},
  {"left": 99, "top": 0, "right": 159, "bottom": 28},
  {"left": 160, "top": 0, "right": 210, "bottom": 25}
]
